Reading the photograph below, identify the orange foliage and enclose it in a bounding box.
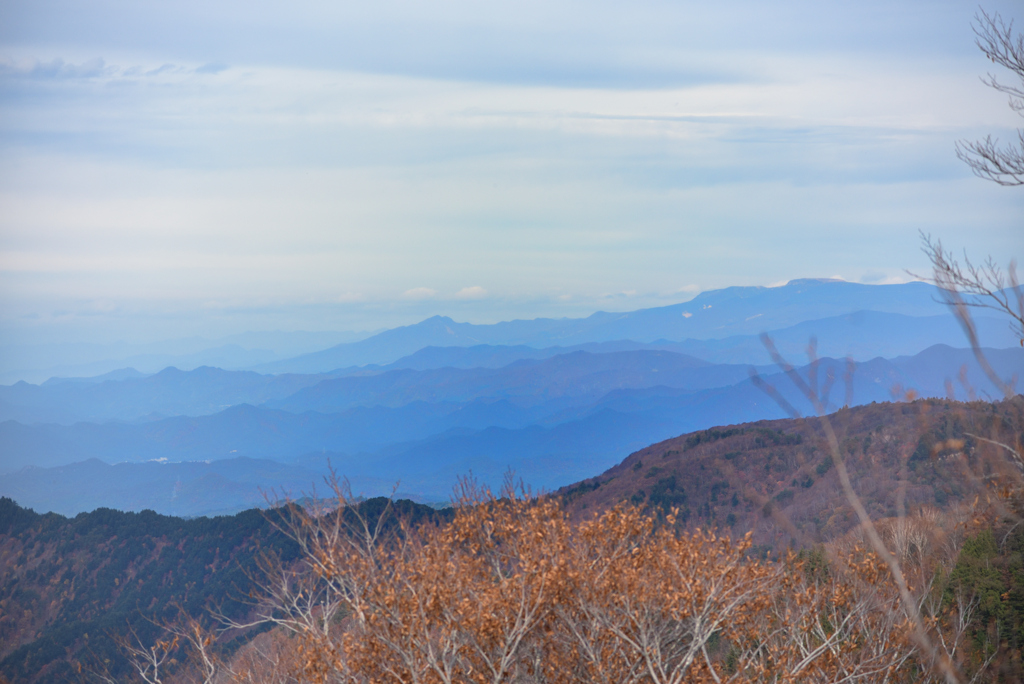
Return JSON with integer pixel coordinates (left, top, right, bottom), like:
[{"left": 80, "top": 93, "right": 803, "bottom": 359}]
[{"left": 233, "top": 477, "right": 936, "bottom": 684}]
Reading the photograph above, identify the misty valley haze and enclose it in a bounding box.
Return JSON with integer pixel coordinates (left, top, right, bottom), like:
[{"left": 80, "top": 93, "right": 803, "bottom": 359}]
[{"left": 1, "top": 279, "right": 1020, "bottom": 517}]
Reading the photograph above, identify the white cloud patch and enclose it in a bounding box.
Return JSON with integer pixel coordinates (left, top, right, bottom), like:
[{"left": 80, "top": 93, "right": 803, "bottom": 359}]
[
  {"left": 402, "top": 287, "right": 437, "bottom": 300},
  {"left": 1, "top": 0, "right": 1022, "bottom": 344},
  {"left": 454, "top": 286, "right": 487, "bottom": 300}
]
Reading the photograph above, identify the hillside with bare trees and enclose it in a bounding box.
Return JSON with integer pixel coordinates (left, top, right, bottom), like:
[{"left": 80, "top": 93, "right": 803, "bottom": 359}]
[
  {"left": 4, "top": 397, "right": 1023, "bottom": 682},
  {"left": 560, "top": 397, "right": 1024, "bottom": 551}
]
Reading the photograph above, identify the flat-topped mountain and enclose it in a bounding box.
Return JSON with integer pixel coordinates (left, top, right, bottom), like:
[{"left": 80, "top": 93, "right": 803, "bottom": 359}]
[{"left": 252, "top": 280, "right": 958, "bottom": 373}]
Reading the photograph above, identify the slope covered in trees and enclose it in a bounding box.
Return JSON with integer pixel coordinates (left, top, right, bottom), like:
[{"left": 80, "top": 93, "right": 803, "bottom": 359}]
[
  {"left": 0, "top": 497, "right": 447, "bottom": 683},
  {"left": 103, "top": 394, "right": 1024, "bottom": 683},
  {"left": 2, "top": 397, "right": 1023, "bottom": 682},
  {"left": 560, "top": 397, "right": 1024, "bottom": 550}
]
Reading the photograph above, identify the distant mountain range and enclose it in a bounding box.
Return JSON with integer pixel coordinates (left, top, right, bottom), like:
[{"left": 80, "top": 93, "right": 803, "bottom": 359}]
[
  {"left": 2, "top": 344, "right": 1019, "bottom": 516},
  {"left": 0, "top": 330, "right": 368, "bottom": 385},
  {"left": 3, "top": 280, "right": 1015, "bottom": 385},
  {"left": 3, "top": 313, "right": 1013, "bottom": 426},
  {"left": 252, "top": 279, "right": 962, "bottom": 373},
  {"left": 0, "top": 366, "right": 342, "bottom": 424},
  {"left": 1, "top": 278, "right": 1020, "bottom": 517}
]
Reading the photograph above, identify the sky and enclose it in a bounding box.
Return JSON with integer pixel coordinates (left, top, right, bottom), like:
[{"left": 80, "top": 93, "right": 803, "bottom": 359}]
[{"left": 0, "top": 0, "right": 1022, "bottom": 347}]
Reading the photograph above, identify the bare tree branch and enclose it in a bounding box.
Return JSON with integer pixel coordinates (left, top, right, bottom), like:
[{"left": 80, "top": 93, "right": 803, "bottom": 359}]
[
  {"left": 956, "top": 9, "right": 1024, "bottom": 185},
  {"left": 913, "top": 233, "right": 1022, "bottom": 400},
  {"left": 751, "top": 338, "right": 963, "bottom": 683}
]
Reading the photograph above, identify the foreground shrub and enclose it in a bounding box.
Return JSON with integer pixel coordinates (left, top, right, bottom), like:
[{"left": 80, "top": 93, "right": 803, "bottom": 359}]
[{"left": 199, "top": 477, "right": 941, "bottom": 684}]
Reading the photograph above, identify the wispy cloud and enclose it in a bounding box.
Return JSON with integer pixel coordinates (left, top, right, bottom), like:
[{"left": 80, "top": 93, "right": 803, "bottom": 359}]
[
  {"left": 454, "top": 286, "right": 487, "bottom": 300},
  {"left": 0, "top": 0, "right": 1021, "bottom": 346},
  {"left": 402, "top": 287, "right": 437, "bottom": 300},
  {"left": 1, "top": 57, "right": 111, "bottom": 79}
]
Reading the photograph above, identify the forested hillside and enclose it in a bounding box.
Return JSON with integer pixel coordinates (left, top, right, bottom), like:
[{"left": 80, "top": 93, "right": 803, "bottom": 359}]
[
  {"left": 0, "top": 497, "right": 446, "bottom": 683},
  {"left": 562, "top": 397, "right": 1024, "bottom": 549},
  {"left": 2, "top": 397, "right": 1023, "bottom": 682},
  {"left": 69, "top": 397, "right": 1019, "bottom": 683}
]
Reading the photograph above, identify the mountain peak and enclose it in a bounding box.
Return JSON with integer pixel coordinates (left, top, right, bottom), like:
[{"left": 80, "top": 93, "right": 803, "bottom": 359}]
[
  {"left": 785, "top": 278, "right": 846, "bottom": 286},
  {"left": 419, "top": 315, "right": 458, "bottom": 327}
]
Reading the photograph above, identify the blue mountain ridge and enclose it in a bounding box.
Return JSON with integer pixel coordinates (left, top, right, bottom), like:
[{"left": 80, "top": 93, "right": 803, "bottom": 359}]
[
  {"left": 2, "top": 345, "right": 1019, "bottom": 516},
  {"left": 3, "top": 310, "right": 1015, "bottom": 426},
  {"left": 250, "top": 280, "right": 954, "bottom": 373}
]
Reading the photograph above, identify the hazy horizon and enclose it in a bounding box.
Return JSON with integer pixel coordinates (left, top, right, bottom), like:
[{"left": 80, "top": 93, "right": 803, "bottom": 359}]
[{"left": 2, "top": 0, "right": 1022, "bottom": 348}]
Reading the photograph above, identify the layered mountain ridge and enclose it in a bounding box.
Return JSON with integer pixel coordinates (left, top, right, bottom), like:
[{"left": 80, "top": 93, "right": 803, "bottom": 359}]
[{"left": 1, "top": 279, "right": 1020, "bottom": 517}]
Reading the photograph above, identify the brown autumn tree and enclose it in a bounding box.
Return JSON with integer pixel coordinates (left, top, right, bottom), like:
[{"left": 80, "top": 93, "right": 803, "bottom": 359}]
[{"left": 131, "top": 474, "right": 947, "bottom": 684}]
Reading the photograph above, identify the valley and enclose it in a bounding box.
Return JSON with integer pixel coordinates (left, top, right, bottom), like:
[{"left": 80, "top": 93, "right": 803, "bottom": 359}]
[
  {"left": 3, "top": 396, "right": 1022, "bottom": 682},
  {"left": 1, "top": 280, "right": 1020, "bottom": 518},
  {"left": 1, "top": 278, "right": 1022, "bottom": 682}
]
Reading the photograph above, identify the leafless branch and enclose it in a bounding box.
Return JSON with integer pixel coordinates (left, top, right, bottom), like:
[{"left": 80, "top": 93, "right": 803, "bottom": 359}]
[
  {"left": 751, "top": 336, "right": 962, "bottom": 683},
  {"left": 914, "top": 233, "right": 1022, "bottom": 400},
  {"left": 956, "top": 9, "right": 1024, "bottom": 185}
]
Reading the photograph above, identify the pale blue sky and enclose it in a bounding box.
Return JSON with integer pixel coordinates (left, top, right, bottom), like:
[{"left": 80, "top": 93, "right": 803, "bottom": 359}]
[{"left": 0, "top": 0, "right": 1021, "bottom": 345}]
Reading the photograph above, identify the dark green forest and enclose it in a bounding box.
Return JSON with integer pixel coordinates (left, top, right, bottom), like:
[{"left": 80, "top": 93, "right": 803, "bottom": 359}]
[{"left": 0, "top": 496, "right": 446, "bottom": 683}]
